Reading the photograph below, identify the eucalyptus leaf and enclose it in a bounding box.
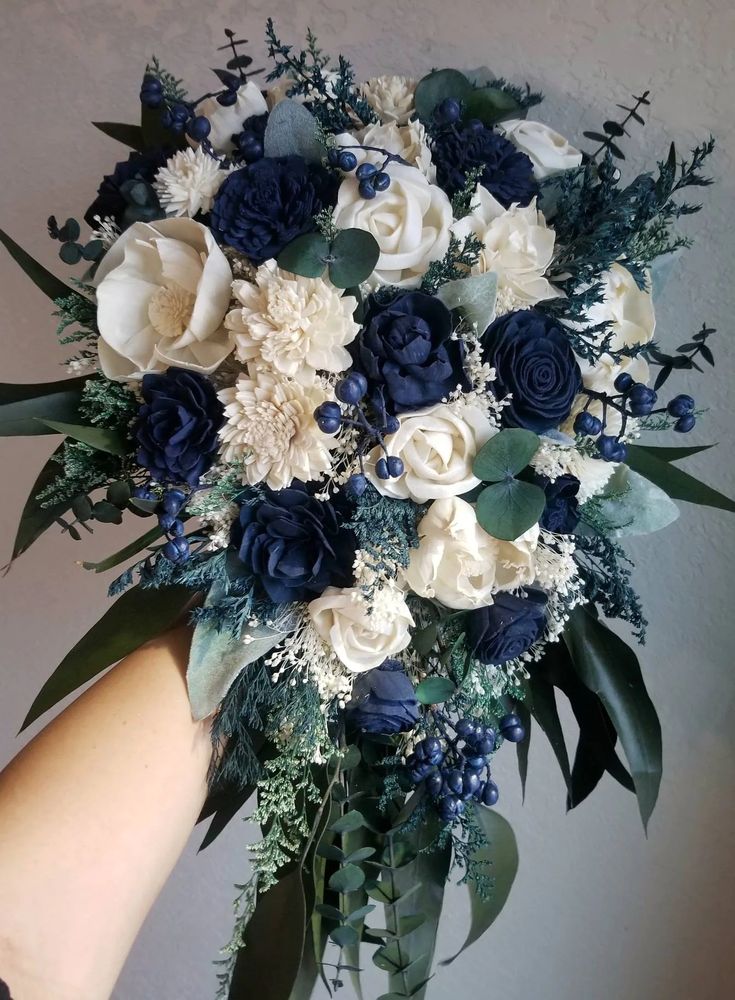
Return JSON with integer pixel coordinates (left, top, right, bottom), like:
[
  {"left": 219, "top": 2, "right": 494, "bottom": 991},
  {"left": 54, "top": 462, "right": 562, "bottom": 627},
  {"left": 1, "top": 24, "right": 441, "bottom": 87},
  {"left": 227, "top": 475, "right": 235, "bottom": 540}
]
[
  {"left": 589, "top": 465, "right": 679, "bottom": 537},
  {"left": 463, "top": 86, "right": 522, "bottom": 125},
  {"left": 414, "top": 676, "right": 456, "bottom": 705},
  {"left": 473, "top": 428, "right": 541, "bottom": 482},
  {"left": 82, "top": 525, "right": 163, "bottom": 573},
  {"left": 414, "top": 68, "right": 473, "bottom": 123},
  {"left": 330, "top": 925, "right": 359, "bottom": 947},
  {"left": 263, "top": 99, "right": 323, "bottom": 162},
  {"left": 330, "top": 810, "right": 366, "bottom": 835},
  {"left": 277, "top": 232, "right": 329, "bottom": 278},
  {"left": 475, "top": 479, "right": 546, "bottom": 541},
  {"left": 436, "top": 272, "right": 498, "bottom": 333},
  {"left": 187, "top": 590, "right": 291, "bottom": 720},
  {"left": 0, "top": 227, "right": 73, "bottom": 302},
  {"left": 22, "top": 584, "right": 193, "bottom": 730},
  {"left": 34, "top": 418, "right": 128, "bottom": 456},
  {"left": 329, "top": 228, "right": 380, "bottom": 288},
  {"left": 625, "top": 444, "right": 735, "bottom": 514},
  {"left": 564, "top": 607, "right": 662, "bottom": 832},
  {"left": 0, "top": 377, "right": 86, "bottom": 436},
  {"left": 441, "top": 805, "right": 518, "bottom": 964},
  {"left": 329, "top": 864, "right": 366, "bottom": 894}
]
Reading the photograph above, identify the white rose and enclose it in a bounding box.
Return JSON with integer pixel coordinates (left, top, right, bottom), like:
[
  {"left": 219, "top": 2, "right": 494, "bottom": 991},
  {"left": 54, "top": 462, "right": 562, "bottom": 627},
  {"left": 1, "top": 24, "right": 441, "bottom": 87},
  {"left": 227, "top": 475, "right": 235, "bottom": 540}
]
[
  {"left": 334, "top": 161, "right": 452, "bottom": 288},
  {"left": 452, "top": 186, "right": 563, "bottom": 315},
  {"left": 354, "top": 121, "right": 436, "bottom": 182},
  {"left": 404, "top": 496, "right": 539, "bottom": 610},
  {"left": 361, "top": 75, "right": 416, "bottom": 125},
  {"left": 94, "top": 217, "right": 233, "bottom": 380},
  {"left": 585, "top": 262, "right": 656, "bottom": 351},
  {"left": 308, "top": 584, "right": 414, "bottom": 672},
  {"left": 498, "top": 119, "right": 583, "bottom": 180},
  {"left": 366, "top": 404, "right": 495, "bottom": 502},
  {"left": 225, "top": 261, "right": 359, "bottom": 381},
  {"left": 193, "top": 81, "right": 268, "bottom": 154},
  {"left": 218, "top": 367, "right": 337, "bottom": 490}
]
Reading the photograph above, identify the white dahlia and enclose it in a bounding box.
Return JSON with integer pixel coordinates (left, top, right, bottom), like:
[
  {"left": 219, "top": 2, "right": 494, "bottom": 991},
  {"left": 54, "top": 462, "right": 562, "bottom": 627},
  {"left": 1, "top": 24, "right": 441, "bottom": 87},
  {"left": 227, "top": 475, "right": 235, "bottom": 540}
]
[
  {"left": 154, "top": 146, "right": 232, "bottom": 218},
  {"left": 218, "top": 368, "right": 336, "bottom": 490},
  {"left": 225, "top": 262, "right": 359, "bottom": 381}
]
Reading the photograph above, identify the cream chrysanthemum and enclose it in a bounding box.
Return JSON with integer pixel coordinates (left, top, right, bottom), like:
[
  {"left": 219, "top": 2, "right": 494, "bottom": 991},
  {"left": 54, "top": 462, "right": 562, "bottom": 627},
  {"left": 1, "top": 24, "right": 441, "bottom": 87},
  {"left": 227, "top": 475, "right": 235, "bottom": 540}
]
[
  {"left": 361, "top": 75, "right": 416, "bottom": 125},
  {"left": 154, "top": 147, "right": 232, "bottom": 218},
  {"left": 225, "top": 262, "right": 359, "bottom": 381},
  {"left": 218, "top": 368, "right": 336, "bottom": 490}
]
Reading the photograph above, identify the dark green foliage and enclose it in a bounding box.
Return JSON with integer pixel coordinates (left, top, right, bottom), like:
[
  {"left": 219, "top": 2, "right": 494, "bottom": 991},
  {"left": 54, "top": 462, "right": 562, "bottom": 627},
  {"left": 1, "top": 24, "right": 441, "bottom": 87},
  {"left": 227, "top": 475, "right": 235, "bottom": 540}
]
[
  {"left": 145, "top": 55, "right": 187, "bottom": 103},
  {"left": 582, "top": 91, "right": 651, "bottom": 160},
  {"left": 420, "top": 234, "right": 484, "bottom": 295},
  {"left": 450, "top": 166, "right": 484, "bottom": 218},
  {"left": 53, "top": 288, "right": 97, "bottom": 346},
  {"left": 646, "top": 322, "right": 716, "bottom": 390},
  {"left": 484, "top": 77, "right": 543, "bottom": 112},
  {"left": 348, "top": 485, "right": 424, "bottom": 575},
  {"left": 573, "top": 533, "right": 647, "bottom": 641},
  {"left": 264, "top": 21, "right": 377, "bottom": 132}
]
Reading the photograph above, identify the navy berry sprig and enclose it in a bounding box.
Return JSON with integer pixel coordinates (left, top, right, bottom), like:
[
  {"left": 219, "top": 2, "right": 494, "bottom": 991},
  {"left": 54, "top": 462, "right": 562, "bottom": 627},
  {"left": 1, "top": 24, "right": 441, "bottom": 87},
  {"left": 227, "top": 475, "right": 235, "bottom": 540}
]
[
  {"left": 406, "top": 711, "right": 525, "bottom": 825},
  {"left": 132, "top": 484, "right": 191, "bottom": 563},
  {"left": 575, "top": 373, "right": 697, "bottom": 462},
  {"left": 314, "top": 374, "right": 404, "bottom": 498},
  {"left": 327, "top": 143, "right": 411, "bottom": 199}
]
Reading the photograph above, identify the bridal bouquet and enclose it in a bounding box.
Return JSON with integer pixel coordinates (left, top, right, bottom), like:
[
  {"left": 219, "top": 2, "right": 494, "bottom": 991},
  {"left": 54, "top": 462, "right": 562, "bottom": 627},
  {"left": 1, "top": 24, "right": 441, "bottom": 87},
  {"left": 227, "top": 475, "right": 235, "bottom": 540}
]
[{"left": 2, "top": 21, "right": 731, "bottom": 999}]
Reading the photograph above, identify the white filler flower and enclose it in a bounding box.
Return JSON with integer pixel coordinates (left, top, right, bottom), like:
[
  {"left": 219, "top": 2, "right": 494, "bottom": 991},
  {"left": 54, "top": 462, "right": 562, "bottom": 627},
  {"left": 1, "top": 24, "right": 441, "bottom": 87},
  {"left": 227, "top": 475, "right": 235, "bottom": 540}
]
[
  {"left": 218, "top": 368, "right": 336, "bottom": 490},
  {"left": 334, "top": 161, "right": 452, "bottom": 288},
  {"left": 404, "top": 496, "right": 539, "bottom": 610},
  {"left": 366, "top": 403, "right": 495, "bottom": 502},
  {"left": 94, "top": 217, "right": 233, "bottom": 379},
  {"left": 226, "top": 262, "right": 360, "bottom": 381},
  {"left": 452, "top": 186, "right": 563, "bottom": 315},
  {"left": 308, "top": 583, "right": 414, "bottom": 672},
  {"left": 155, "top": 146, "right": 232, "bottom": 218}
]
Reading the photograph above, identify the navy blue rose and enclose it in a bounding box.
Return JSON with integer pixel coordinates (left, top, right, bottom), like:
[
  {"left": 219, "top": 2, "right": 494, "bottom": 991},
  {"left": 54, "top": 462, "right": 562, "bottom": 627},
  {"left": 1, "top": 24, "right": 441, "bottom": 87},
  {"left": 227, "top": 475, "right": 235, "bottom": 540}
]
[
  {"left": 210, "top": 155, "right": 338, "bottom": 263},
  {"left": 352, "top": 291, "right": 469, "bottom": 413},
  {"left": 482, "top": 309, "right": 581, "bottom": 433},
  {"left": 232, "top": 483, "right": 355, "bottom": 604},
  {"left": 536, "top": 473, "right": 581, "bottom": 533},
  {"left": 431, "top": 122, "right": 538, "bottom": 207},
  {"left": 135, "top": 368, "right": 224, "bottom": 486},
  {"left": 347, "top": 659, "right": 420, "bottom": 735},
  {"left": 467, "top": 589, "right": 548, "bottom": 665},
  {"left": 84, "top": 150, "right": 166, "bottom": 230}
]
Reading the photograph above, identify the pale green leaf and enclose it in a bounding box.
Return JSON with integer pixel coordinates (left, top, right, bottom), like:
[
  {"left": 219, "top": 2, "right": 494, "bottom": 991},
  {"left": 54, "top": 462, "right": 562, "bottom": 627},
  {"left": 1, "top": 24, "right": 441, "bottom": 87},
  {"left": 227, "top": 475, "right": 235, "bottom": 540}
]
[{"left": 436, "top": 271, "right": 498, "bottom": 333}]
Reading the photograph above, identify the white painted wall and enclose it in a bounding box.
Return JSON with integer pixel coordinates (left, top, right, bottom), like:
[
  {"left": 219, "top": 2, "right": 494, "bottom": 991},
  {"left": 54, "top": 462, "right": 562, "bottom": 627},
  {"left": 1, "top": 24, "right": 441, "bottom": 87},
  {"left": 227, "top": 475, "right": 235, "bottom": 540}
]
[{"left": 1, "top": 1, "right": 734, "bottom": 998}]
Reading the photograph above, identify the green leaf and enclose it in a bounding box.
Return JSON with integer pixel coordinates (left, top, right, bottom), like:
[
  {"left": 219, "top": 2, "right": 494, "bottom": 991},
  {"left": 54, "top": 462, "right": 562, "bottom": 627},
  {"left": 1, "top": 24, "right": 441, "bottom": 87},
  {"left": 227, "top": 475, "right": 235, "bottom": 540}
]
[
  {"left": 34, "top": 418, "right": 128, "bottom": 456},
  {"left": 588, "top": 465, "right": 679, "bottom": 537},
  {"left": 564, "top": 607, "right": 662, "bottom": 831},
  {"left": 631, "top": 443, "right": 715, "bottom": 462},
  {"left": 22, "top": 584, "right": 193, "bottom": 729},
  {"left": 345, "top": 846, "right": 376, "bottom": 864},
  {"left": 315, "top": 843, "right": 344, "bottom": 862},
  {"left": 91, "top": 500, "right": 123, "bottom": 524},
  {"left": 0, "top": 227, "right": 73, "bottom": 302},
  {"left": 330, "top": 925, "right": 359, "bottom": 947},
  {"left": 414, "top": 676, "right": 456, "bottom": 705},
  {"left": 228, "top": 867, "right": 307, "bottom": 1000},
  {"left": 475, "top": 479, "right": 546, "bottom": 541},
  {"left": 411, "top": 622, "right": 438, "bottom": 657},
  {"left": 414, "top": 69, "right": 473, "bottom": 123},
  {"left": 0, "top": 377, "right": 86, "bottom": 436},
  {"left": 463, "top": 86, "right": 522, "bottom": 125},
  {"left": 625, "top": 444, "right": 735, "bottom": 514},
  {"left": 330, "top": 810, "right": 366, "bottom": 835},
  {"left": 8, "top": 444, "right": 68, "bottom": 561},
  {"left": 263, "top": 99, "right": 323, "bottom": 163},
  {"left": 315, "top": 903, "right": 344, "bottom": 921},
  {"left": 82, "top": 525, "right": 163, "bottom": 573},
  {"left": 329, "top": 229, "right": 381, "bottom": 288},
  {"left": 441, "top": 805, "right": 518, "bottom": 965},
  {"left": 340, "top": 744, "right": 362, "bottom": 770},
  {"left": 106, "top": 480, "right": 132, "bottom": 508},
  {"left": 436, "top": 272, "right": 498, "bottom": 333},
  {"left": 473, "top": 428, "right": 541, "bottom": 482},
  {"left": 329, "top": 864, "right": 366, "bottom": 894},
  {"left": 197, "top": 785, "right": 256, "bottom": 852},
  {"left": 140, "top": 104, "right": 184, "bottom": 151},
  {"left": 528, "top": 672, "right": 571, "bottom": 795},
  {"left": 188, "top": 585, "right": 292, "bottom": 720},
  {"left": 277, "top": 232, "right": 329, "bottom": 278},
  {"left": 514, "top": 702, "right": 531, "bottom": 801},
  {"left": 92, "top": 120, "right": 146, "bottom": 151}
]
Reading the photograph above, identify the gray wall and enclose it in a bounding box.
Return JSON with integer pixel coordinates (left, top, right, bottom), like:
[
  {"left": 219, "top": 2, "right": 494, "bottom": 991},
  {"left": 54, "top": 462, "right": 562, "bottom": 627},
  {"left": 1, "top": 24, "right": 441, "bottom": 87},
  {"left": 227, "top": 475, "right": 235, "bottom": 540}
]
[{"left": 1, "top": 1, "right": 734, "bottom": 998}]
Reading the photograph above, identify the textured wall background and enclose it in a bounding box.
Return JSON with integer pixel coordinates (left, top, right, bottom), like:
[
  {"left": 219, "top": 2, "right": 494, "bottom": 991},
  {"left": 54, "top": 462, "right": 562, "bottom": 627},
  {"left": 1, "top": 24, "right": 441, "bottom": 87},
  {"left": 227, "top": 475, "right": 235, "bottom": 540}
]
[{"left": 1, "top": 1, "right": 734, "bottom": 998}]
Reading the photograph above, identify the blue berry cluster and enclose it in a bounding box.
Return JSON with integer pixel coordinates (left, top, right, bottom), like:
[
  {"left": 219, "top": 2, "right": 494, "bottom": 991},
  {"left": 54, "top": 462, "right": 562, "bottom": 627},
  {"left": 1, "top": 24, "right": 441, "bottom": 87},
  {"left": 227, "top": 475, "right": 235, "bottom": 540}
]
[
  {"left": 575, "top": 372, "right": 697, "bottom": 463},
  {"left": 406, "top": 713, "right": 525, "bottom": 825},
  {"left": 133, "top": 485, "right": 190, "bottom": 563},
  {"left": 139, "top": 73, "right": 211, "bottom": 143},
  {"left": 314, "top": 373, "right": 404, "bottom": 498},
  {"left": 327, "top": 145, "right": 400, "bottom": 200},
  {"left": 232, "top": 113, "right": 268, "bottom": 164}
]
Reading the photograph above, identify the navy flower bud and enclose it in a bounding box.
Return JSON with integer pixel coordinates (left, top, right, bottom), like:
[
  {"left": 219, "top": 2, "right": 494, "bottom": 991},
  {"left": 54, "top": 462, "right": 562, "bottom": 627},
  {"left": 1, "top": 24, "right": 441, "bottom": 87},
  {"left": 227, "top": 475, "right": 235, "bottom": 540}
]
[
  {"left": 347, "top": 659, "right": 420, "bottom": 736},
  {"left": 467, "top": 590, "right": 547, "bottom": 665}
]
